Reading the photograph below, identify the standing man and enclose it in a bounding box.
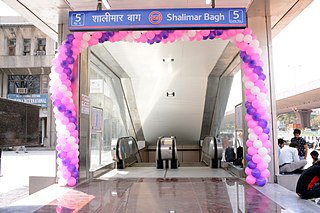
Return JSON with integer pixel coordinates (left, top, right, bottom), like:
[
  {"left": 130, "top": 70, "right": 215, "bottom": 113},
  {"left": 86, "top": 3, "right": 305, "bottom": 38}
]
[{"left": 291, "top": 129, "right": 308, "bottom": 160}]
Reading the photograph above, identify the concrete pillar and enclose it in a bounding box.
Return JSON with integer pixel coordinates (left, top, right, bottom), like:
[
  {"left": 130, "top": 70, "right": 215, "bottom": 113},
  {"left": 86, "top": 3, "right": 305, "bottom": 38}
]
[
  {"left": 294, "top": 110, "right": 312, "bottom": 129},
  {"left": 247, "top": 0, "right": 278, "bottom": 182}
]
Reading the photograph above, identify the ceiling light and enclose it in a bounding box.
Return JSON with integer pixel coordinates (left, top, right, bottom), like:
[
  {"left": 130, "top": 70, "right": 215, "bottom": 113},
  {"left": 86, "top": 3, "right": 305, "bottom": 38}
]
[
  {"left": 163, "top": 58, "right": 174, "bottom": 62},
  {"left": 206, "top": 0, "right": 212, "bottom": 5},
  {"left": 102, "top": 0, "right": 111, "bottom": 9},
  {"left": 167, "top": 92, "right": 175, "bottom": 97}
]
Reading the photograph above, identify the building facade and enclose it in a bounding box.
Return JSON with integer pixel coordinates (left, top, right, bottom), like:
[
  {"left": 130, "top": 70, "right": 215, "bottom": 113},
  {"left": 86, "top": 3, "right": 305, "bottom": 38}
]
[{"left": 0, "top": 16, "right": 55, "bottom": 147}]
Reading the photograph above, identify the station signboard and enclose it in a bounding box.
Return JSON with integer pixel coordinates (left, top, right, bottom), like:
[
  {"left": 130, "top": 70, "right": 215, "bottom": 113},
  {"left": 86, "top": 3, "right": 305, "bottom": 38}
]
[{"left": 69, "top": 8, "right": 246, "bottom": 31}]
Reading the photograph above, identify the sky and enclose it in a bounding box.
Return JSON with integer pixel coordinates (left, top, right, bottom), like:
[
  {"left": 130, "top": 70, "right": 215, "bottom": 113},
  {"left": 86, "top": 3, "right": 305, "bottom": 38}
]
[{"left": 0, "top": 0, "right": 319, "bottom": 112}]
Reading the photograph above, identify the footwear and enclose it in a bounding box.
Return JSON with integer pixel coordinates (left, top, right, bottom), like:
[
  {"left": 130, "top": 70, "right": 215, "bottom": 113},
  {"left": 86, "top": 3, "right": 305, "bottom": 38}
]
[
  {"left": 16, "top": 152, "right": 19, "bottom": 153},
  {"left": 24, "top": 152, "right": 28, "bottom": 153}
]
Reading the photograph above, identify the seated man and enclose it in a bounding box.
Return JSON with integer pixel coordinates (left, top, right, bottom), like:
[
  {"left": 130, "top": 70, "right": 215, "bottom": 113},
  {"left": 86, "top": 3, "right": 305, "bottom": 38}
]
[
  {"left": 296, "top": 162, "right": 320, "bottom": 199},
  {"left": 279, "top": 142, "right": 307, "bottom": 174}
]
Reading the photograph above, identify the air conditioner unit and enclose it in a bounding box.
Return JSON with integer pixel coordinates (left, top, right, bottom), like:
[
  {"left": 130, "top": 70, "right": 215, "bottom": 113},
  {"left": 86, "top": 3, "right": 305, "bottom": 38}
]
[
  {"left": 16, "top": 88, "right": 28, "bottom": 94},
  {"left": 36, "top": 51, "right": 46, "bottom": 56}
]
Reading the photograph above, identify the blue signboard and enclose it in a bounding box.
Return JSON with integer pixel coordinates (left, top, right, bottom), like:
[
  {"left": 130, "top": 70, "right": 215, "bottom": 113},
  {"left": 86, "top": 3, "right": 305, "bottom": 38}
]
[
  {"left": 7, "top": 94, "right": 48, "bottom": 108},
  {"left": 69, "top": 8, "right": 246, "bottom": 31}
]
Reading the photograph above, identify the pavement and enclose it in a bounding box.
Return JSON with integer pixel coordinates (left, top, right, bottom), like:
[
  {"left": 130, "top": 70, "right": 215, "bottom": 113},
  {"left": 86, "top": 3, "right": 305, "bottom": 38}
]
[{"left": 0, "top": 150, "right": 56, "bottom": 207}]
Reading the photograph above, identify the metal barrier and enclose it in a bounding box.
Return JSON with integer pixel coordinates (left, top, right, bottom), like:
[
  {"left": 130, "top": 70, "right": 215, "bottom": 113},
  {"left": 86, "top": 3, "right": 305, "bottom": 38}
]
[
  {"left": 156, "top": 136, "right": 179, "bottom": 169},
  {"left": 201, "top": 136, "right": 223, "bottom": 168},
  {"left": 116, "top": 136, "right": 141, "bottom": 169}
]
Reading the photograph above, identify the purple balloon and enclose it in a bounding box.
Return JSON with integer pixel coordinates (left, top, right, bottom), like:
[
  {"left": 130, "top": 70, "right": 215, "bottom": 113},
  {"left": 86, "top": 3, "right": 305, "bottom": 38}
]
[
  {"left": 202, "top": 36, "right": 209, "bottom": 40},
  {"left": 66, "top": 57, "right": 75, "bottom": 64},
  {"left": 64, "top": 43, "right": 72, "bottom": 50},
  {"left": 107, "top": 31, "right": 114, "bottom": 37},
  {"left": 72, "top": 171, "right": 79, "bottom": 178},
  {"left": 160, "top": 31, "right": 169, "bottom": 39},
  {"left": 258, "top": 119, "right": 268, "bottom": 128},
  {"left": 263, "top": 127, "right": 270, "bottom": 134},
  {"left": 62, "top": 158, "right": 71, "bottom": 166},
  {"left": 254, "top": 66, "right": 263, "bottom": 74},
  {"left": 242, "top": 55, "right": 251, "bottom": 63},
  {"left": 245, "top": 101, "right": 252, "bottom": 108},
  {"left": 251, "top": 168, "right": 261, "bottom": 178},
  {"left": 65, "top": 49, "right": 73, "bottom": 57},
  {"left": 68, "top": 164, "right": 76, "bottom": 172},
  {"left": 66, "top": 34, "right": 75, "bottom": 42},
  {"left": 64, "top": 110, "right": 73, "bottom": 118},
  {"left": 53, "top": 100, "right": 61, "bottom": 107},
  {"left": 147, "top": 39, "right": 154, "bottom": 44},
  {"left": 259, "top": 73, "right": 266, "bottom": 80},
  {"left": 248, "top": 161, "right": 257, "bottom": 169},
  {"left": 246, "top": 154, "right": 252, "bottom": 161},
  {"left": 60, "top": 60, "right": 69, "bottom": 68},
  {"left": 215, "top": 30, "right": 223, "bottom": 36},
  {"left": 208, "top": 31, "right": 216, "bottom": 39},
  {"left": 58, "top": 104, "right": 66, "bottom": 112},
  {"left": 63, "top": 67, "right": 72, "bottom": 75},
  {"left": 247, "top": 107, "right": 256, "bottom": 115},
  {"left": 252, "top": 113, "right": 261, "bottom": 121},
  {"left": 256, "top": 177, "right": 267, "bottom": 186},
  {"left": 69, "top": 116, "right": 77, "bottom": 123},
  {"left": 240, "top": 51, "right": 247, "bottom": 59},
  {"left": 248, "top": 60, "right": 256, "bottom": 68},
  {"left": 154, "top": 35, "right": 162, "bottom": 43}
]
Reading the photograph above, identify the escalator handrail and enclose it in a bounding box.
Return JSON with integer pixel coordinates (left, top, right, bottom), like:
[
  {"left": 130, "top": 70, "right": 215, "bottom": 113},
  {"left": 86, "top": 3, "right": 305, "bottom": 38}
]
[{"left": 115, "top": 136, "right": 141, "bottom": 162}]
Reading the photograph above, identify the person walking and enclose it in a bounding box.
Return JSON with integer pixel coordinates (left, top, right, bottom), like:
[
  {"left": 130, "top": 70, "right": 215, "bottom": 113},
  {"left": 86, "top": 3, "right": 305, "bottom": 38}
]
[{"left": 291, "top": 129, "right": 308, "bottom": 160}]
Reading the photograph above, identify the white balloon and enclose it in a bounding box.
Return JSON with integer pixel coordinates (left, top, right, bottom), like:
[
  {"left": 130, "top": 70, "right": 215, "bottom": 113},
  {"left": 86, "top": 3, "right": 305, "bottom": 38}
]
[
  {"left": 257, "top": 93, "right": 267, "bottom": 101},
  {"left": 250, "top": 40, "right": 260, "bottom": 48},
  {"left": 187, "top": 30, "right": 196, "bottom": 37},
  {"left": 253, "top": 140, "right": 263, "bottom": 149},
  {"left": 67, "top": 136, "right": 76, "bottom": 144},
  {"left": 258, "top": 147, "right": 268, "bottom": 156},
  {"left": 242, "top": 75, "right": 249, "bottom": 83},
  {"left": 245, "top": 81, "right": 254, "bottom": 89},
  {"left": 263, "top": 155, "right": 271, "bottom": 163},
  {"left": 243, "top": 35, "right": 252, "bottom": 43},
  {"left": 82, "top": 33, "right": 91, "bottom": 41},
  {"left": 56, "top": 158, "right": 63, "bottom": 166},
  {"left": 66, "top": 91, "right": 73, "bottom": 98},
  {"left": 59, "top": 85, "right": 68, "bottom": 93},
  {"left": 248, "top": 133, "right": 258, "bottom": 141},
  {"left": 248, "top": 128, "right": 254, "bottom": 133},
  {"left": 251, "top": 86, "right": 261, "bottom": 95},
  {"left": 235, "top": 33, "right": 244, "bottom": 42},
  {"left": 72, "top": 143, "right": 79, "bottom": 151},
  {"left": 256, "top": 48, "right": 262, "bottom": 55},
  {"left": 261, "top": 100, "right": 270, "bottom": 107},
  {"left": 132, "top": 31, "right": 141, "bottom": 39},
  {"left": 58, "top": 178, "right": 68, "bottom": 186}
]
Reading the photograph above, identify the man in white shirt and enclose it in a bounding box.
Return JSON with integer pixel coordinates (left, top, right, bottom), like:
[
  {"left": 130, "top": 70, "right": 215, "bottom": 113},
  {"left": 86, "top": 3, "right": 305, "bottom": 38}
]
[{"left": 279, "top": 142, "right": 307, "bottom": 174}]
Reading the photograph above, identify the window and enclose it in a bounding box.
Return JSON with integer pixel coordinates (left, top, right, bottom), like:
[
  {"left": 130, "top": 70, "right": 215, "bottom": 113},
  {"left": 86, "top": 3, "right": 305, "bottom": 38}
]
[
  {"left": 37, "top": 38, "right": 46, "bottom": 55},
  {"left": 8, "top": 39, "right": 16, "bottom": 56},
  {"left": 8, "top": 75, "right": 40, "bottom": 94},
  {"left": 23, "top": 39, "right": 31, "bottom": 55}
]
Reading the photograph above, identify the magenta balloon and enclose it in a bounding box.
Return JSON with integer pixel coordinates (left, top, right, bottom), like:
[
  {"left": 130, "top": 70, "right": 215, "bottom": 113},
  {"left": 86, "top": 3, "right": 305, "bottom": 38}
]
[
  {"left": 254, "top": 126, "right": 263, "bottom": 135},
  {"left": 257, "top": 107, "right": 267, "bottom": 115},
  {"left": 67, "top": 151, "right": 77, "bottom": 159},
  {"left": 244, "top": 89, "right": 251, "bottom": 96},
  {"left": 62, "top": 171, "right": 71, "bottom": 179},
  {"left": 245, "top": 114, "right": 252, "bottom": 121},
  {"left": 67, "top": 177, "right": 77, "bottom": 186},
  {"left": 246, "top": 94, "right": 255, "bottom": 102},
  {"left": 263, "top": 140, "right": 272, "bottom": 148},
  {"left": 245, "top": 167, "right": 252, "bottom": 176},
  {"left": 249, "top": 73, "right": 259, "bottom": 82},
  {"left": 243, "top": 67, "right": 253, "bottom": 76},
  {"left": 93, "top": 32, "right": 103, "bottom": 39},
  {"left": 259, "top": 133, "right": 269, "bottom": 142},
  {"left": 260, "top": 169, "right": 270, "bottom": 178},
  {"left": 248, "top": 147, "right": 258, "bottom": 155},
  {"left": 201, "top": 30, "right": 210, "bottom": 37},
  {"left": 246, "top": 140, "right": 253, "bottom": 147},
  {"left": 257, "top": 162, "right": 267, "bottom": 171},
  {"left": 74, "top": 32, "right": 84, "bottom": 39},
  {"left": 252, "top": 154, "right": 262, "bottom": 164},
  {"left": 248, "top": 120, "right": 257, "bottom": 128},
  {"left": 67, "top": 123, "right": 76, "bottom": 131},
  {"left": 246, "top": 175, "right": 256, "bottom": 185},
  {"left": 168, "top": 34, "right": 176, "bottom": 42},
  {"left": 146, "top": 31, "right": 155, "bottom": 40},
  {"left": 62, "top": 143, "right": 71, "bottom": 152},
  {"left": 252, "top": 100, "right": 261, "bottom": 109}
]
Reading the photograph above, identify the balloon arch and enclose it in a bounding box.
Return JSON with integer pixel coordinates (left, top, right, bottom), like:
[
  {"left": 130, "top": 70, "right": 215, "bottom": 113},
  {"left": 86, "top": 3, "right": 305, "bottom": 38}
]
[{"left": 49, "top": 28, "right": 271, "bottom": 187}]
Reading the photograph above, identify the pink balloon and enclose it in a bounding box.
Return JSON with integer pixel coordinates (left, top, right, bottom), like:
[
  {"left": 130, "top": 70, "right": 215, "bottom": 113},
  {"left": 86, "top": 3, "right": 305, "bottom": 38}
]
[
  {"left": 67, "top": 123, "right": 76, "bottom": 131},
  {"left": 243, "top": 67, "right": 253, "bottom": 76},
  {"left": 246, "top": 175, "right": 256, "bottom": 185},
  {"left": 252, "top": 100, "right": 261, "bottom": 109},
  {"left": 67, "top": 151, "right": 77, "bottom": 159},
  {"left": 200, "top": 30, "right": 210, "bottom": 37},
  {"left": 219, "top": 32, "right": 228, "bottom": 40},
  {"left": 74, "top": 32, "right": 84, "bottom": 39},
  {"left": 245, "top": 114, "right": 252, "bottom": 121},
  {"left": 248, "top": 120, "right": 257, "bottom": 128},
  {"left": 195, "top": 32, "right": 203, "bottom": 41},
  {"left": 59, "top": 151, "right": 67, "bottom": 159},
  {"left": 71, "top": 157, "right": 79, "bottom": 164},
  {"left": 62, "top": 143, "right": 71, "bottom": 152},
  {"left": 168, "top": 34, "right": 176, "bottom": 42},
  {"left": 254, "top": 126, "right": 263, "bottom": 135},
  {"left": 227, "top": 30, "right": 237, "bottom": 37},
  {"left": 252, "top": 154, "right": 261, "bottom": 164},
  {"left": 255, "top": 80, "right": 265, "bottom": 88},
  {"left": 139, "top": 34, "right": 148, "bottom": 43},
  {"left": 246, "top": 140, "right": 253, "bottom": 147},
  {"left": 62, "top": 171, "right": 71, "bottom": 179},
  {"left": 146, "top": 31, "right": 155, "bottom": 40},
  {"left": 249, "top": 73, "right": 259, "bottom": 82},
  {"left": 257, "top": 107, "right": 267, "bottom": 115},
  {"left": 72, "top": 39, "right": 81, "bottom": 47},
  {"left": 260, "top": 169, "right": 270, "bottom": 178},
  {"left": 259, "top": 133, "right": 269, "bottom": 142},
  {"left": 92, "top": 32, "right": 103, "bottom": 39},
  {"left": 236, "top": 41, "right": 248, "bottom": 51},
  {"left": 246, "top": 46, "right": 255, "bottom": 55},
  {"left": 246, "top": 94, "right": 255, "bottom": 102},
  {"left": 257, "top": 162, "right": 268, "bottom": 171},
  {"left": 243, "top": 28, "right": 253, "bottom": 35},
  {"left": 161, "top": 39, "right": 168, "bottom": 44},
  {"left": 67, "top": 177, "right": 77, "bottom": 186},
  {"left": 248, "top": 147, "right": 258, "bottom": 155},
  {"left": 251, "top": 53, "right": 260, "bottom": 61},
  {"left": 263, "top": 140, "right": 272, "bottom": 149},
  {"left": 245, "top": 167, "right": 252, "bottom": 176},
  {"left": 244, "top": 89, "right": 251, "bottom": 96}
]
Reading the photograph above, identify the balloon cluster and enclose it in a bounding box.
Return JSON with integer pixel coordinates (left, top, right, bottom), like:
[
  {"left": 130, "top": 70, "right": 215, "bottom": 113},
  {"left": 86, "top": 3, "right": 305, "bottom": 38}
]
[{"left": 50, "top": 28, "right": 270, "bottom": 187}]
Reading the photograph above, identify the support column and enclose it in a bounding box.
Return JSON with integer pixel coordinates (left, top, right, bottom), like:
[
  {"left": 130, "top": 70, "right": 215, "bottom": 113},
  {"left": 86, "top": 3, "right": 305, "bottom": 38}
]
[
  {"left": 247, "top": 0, "right": 278, "bottom": 182},
  {"left": 294, "top": 110, "right": 312, "bottom": 129}
]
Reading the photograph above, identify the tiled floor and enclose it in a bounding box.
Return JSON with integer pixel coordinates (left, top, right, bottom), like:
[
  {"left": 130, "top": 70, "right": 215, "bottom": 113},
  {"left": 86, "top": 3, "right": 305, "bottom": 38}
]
[{"left": 1, "top": 167, "right": 320, "bottom": 213}]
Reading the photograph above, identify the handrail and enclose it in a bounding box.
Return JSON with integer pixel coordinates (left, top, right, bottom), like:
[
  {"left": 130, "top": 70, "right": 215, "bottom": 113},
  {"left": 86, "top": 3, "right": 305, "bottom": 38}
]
[
  {"left": 115, "top": 136, "right": 141, "bottom": 169},
  {"left": 201, "top": 136, "right": 223, "bottom": 168}
]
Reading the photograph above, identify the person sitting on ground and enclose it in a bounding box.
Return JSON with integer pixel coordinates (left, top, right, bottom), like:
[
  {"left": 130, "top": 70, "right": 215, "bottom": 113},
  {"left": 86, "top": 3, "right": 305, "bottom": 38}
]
[
  {"left": 296, "top": 161, "right": 320, "bottom": 199},
  {"left": 278, "top": 138, "right": 285, "bottom": 156},
  {"left": 279, "top": 142, "right": 307, "bottom": 174},
  {"left": 311, "top": 150, "right": 319, "bottom": 165}
]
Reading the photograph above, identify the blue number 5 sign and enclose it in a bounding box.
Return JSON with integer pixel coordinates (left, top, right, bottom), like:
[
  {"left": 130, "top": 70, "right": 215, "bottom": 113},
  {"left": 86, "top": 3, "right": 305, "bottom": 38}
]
[
  {"left": 71, "top": 13, "right": 85, "bottom": 26},
  {"left": 229, "top": 10, "right": 244, "bottom": 24}
]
